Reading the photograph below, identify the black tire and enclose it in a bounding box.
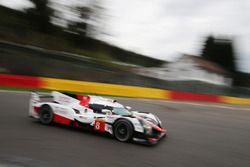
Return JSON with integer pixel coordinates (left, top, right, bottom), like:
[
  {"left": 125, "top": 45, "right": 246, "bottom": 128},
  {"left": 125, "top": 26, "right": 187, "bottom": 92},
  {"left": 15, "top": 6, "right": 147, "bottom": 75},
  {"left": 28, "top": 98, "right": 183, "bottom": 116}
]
[
  {"left": 113, "top": 119, "right": 133, "bottom": 142},
  {"left": 39, "top": 105, "right": 53, "bottom": 125}
]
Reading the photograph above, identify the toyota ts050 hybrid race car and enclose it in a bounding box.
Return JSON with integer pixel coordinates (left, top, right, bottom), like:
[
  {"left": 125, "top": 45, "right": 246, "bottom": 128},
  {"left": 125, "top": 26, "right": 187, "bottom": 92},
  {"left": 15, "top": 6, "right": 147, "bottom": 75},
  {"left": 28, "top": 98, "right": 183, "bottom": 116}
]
[{"left": 29, "top": 91, "right": 166, "bottom": 145}]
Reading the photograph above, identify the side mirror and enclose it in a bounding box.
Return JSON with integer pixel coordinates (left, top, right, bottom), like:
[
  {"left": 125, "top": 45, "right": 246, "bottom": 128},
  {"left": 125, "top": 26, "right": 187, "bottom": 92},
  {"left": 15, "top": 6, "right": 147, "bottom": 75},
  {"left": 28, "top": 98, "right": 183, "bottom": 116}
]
[{"left": 125, "top": 106, "right": 131, "bottom": 110}]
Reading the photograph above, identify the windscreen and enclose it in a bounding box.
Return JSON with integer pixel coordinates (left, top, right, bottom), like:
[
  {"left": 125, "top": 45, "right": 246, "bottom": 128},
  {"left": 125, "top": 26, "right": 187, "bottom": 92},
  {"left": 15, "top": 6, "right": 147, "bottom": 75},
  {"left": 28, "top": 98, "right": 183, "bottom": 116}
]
[{"left": 112, "top": 107, "right": 131, "bottom": 116}]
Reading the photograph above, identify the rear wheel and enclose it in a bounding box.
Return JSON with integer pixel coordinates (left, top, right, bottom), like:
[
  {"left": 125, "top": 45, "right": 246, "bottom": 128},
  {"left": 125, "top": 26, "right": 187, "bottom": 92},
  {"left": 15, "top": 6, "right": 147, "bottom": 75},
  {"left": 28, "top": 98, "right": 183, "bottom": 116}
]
[
  {"left": 113, "top": 119, "right": 133, "bottom": 142},
  {"left": 39, "top": 105, "right": 53, "bottom": 125}
]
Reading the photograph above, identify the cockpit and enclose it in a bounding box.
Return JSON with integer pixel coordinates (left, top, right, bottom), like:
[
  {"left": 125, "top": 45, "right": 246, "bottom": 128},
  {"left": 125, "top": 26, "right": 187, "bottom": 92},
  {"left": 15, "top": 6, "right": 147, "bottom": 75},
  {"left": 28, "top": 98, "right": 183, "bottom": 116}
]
[{"left": 89, "top": 104, "right": 131, "bottom": 116}]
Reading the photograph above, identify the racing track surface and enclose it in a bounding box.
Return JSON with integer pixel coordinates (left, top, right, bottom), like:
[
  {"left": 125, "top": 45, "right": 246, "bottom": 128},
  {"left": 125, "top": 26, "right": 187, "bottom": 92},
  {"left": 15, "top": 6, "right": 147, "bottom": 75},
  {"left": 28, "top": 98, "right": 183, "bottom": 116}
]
[{"left": 0, "top": 91, "right": 250, "bottom": 167}]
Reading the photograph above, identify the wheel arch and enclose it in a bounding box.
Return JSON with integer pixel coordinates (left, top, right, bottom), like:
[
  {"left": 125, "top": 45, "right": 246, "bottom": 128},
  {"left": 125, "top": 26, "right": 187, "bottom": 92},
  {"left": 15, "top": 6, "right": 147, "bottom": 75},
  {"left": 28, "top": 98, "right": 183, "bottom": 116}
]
[
  {"left": 112, "top": 117, "right": 135, "bottom": 136},
  {"left": 113, "top": 118, "right": 134, "bottom": 130},
  {"left": 39, "top": 104, "right": 53, "bottom": 113},
  {"left": 112, "top": 118, "right": 135, "bottom": 142},
  {"left": 37, "top": 102, "right": 56, "bottom": 113},
  {"left": 39, "top": 104, "right": 54, "bottom": 125}
]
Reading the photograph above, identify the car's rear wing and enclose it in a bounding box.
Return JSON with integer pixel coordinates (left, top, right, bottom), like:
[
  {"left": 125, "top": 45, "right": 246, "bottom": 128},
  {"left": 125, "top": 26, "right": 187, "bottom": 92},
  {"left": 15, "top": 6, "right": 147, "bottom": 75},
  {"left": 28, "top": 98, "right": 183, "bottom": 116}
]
[
  {"left": 30, "top": 92, "right": 53, "bottom": 102},
  {"left": 52, "top": 91, "right": 80, "bottom": 105},
  {"left": 30, "top": 91, "right": 80, "bottom": 104}
]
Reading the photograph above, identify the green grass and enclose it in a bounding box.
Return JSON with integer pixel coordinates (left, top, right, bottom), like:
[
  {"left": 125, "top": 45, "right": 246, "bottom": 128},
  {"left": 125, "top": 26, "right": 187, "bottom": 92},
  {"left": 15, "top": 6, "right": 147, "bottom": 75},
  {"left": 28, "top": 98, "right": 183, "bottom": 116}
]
[{"left": 0, "top": 86, "right": 51, "bottom": 92}]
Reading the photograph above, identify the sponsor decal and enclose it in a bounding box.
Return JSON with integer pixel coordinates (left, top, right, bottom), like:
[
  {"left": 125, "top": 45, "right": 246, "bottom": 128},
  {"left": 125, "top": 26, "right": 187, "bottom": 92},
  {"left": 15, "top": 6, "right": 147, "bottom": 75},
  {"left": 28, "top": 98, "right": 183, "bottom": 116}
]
[
  {"left": 105, "top": 124, "right": 113, "bottom": 134},
  {"left": 55, "top": 107, "right": 68, "bottom": 115}
]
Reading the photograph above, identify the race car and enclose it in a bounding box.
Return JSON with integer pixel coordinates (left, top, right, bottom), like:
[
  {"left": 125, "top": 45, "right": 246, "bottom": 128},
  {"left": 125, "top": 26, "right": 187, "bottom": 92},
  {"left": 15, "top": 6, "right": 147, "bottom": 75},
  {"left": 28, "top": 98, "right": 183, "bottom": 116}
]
[{"left": 29, "top": 91, "right": 166, "bottom": 145}]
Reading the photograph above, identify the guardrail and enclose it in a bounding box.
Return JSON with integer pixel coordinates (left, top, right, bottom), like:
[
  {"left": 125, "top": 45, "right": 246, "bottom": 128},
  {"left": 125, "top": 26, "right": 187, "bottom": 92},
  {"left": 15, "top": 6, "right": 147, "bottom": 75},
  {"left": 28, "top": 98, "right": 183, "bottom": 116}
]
[{"left": 0, "top": 73, "right": 250, "bottom": 105}]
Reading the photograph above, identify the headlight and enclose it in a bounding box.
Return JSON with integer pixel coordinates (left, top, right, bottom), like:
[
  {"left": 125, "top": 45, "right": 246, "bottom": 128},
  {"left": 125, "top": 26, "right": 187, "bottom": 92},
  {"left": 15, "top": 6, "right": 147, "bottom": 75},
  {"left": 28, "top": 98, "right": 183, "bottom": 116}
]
[
  {"left": 144, "top": 124, "right": 152, "bottom": 135},
  {"left": 154, "top": 115, "right": 162, "bottom": 127},
  {"left": 139, "top": 119, "right": 152, "bottom": 135}
]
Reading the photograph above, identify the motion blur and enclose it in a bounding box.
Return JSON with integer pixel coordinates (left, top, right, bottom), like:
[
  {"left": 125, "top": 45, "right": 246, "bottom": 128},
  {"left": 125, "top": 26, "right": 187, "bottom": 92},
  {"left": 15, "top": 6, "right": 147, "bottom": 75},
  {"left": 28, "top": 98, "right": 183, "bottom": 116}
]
[{"left": 0, "top": 0, "right": 249, "bottom": 96}]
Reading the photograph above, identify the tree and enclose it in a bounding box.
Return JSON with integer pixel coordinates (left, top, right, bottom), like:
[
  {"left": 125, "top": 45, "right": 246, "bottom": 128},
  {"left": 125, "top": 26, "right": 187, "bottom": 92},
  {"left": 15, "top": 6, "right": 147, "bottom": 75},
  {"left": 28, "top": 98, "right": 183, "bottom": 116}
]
[
  {"left": 67, "top": 6, "right": 92, "bottom": 37},
  {"left": 67, "top": 0, "right": 106, "bottom": 38},
  {"left": 201, "top": 35, "right": 236, "bottom": 73},
  {"left": 26, "top": 0, "right": 54, "bottom": 33}
]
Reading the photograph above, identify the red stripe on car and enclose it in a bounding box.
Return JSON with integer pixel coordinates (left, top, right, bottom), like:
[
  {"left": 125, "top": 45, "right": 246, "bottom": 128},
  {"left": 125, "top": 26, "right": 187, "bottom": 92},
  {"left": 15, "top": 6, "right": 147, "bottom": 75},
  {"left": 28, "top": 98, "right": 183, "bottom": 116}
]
[
  {"left": 33, "top": 106, "right": 40, "bottom": 113},
  {"left": 53, "top": 113, "right": 72, "bottom": 125}
]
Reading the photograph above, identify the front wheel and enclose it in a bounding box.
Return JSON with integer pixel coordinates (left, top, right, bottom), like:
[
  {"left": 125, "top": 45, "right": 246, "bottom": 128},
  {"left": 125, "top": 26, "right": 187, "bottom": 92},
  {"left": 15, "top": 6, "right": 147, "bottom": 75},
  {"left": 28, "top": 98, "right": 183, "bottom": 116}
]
[
  {"left": 113, "top": 119, "right": 133, "bottom": 142},
  {"left": 39, "top": 105, "right": 53, "bottom": 125}
]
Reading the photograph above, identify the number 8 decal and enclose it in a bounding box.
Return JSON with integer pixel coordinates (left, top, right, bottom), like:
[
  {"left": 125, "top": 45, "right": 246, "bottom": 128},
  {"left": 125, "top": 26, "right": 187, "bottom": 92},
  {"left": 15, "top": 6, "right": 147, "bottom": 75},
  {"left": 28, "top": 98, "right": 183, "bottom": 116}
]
[
  {"left": 94, "top": 120, "right": 105, "bottom": 132},
  {"left": 95, "top": 121, "right": 100, "bottom": 130}
]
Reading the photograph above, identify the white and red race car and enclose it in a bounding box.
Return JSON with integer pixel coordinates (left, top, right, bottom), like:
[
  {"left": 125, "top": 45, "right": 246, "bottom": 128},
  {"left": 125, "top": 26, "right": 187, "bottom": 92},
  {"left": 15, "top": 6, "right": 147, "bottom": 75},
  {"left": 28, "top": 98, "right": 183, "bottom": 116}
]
[{"left": 29, "top": 91, "right": 166, "bottom": 145}]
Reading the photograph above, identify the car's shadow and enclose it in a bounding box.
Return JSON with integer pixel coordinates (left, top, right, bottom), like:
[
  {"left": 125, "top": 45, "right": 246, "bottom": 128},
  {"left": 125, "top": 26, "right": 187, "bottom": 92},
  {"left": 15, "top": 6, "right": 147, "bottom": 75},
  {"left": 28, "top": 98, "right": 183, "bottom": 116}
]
[{"left": 31, "top": 119, "right": 166, "bottom": 148}]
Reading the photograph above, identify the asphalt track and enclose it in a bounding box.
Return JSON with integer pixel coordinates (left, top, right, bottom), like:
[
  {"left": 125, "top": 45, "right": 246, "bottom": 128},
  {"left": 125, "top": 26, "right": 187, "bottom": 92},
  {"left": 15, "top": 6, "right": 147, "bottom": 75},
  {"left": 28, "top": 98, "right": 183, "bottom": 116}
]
[{"left": 0, "top": 91, "right": 250, "bottom": 167}]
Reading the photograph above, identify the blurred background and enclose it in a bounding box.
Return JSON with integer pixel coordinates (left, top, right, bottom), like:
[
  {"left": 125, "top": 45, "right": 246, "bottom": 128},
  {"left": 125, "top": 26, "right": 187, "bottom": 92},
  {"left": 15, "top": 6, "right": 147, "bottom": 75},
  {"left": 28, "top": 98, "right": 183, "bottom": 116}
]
[{"left": 0, "top": 0, "right": 250, "bottom": 97}]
